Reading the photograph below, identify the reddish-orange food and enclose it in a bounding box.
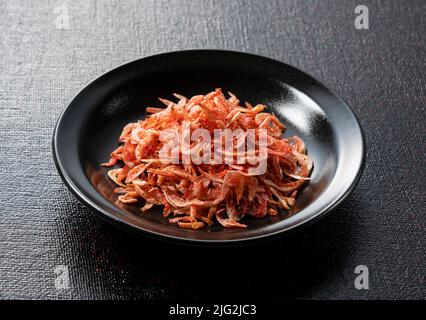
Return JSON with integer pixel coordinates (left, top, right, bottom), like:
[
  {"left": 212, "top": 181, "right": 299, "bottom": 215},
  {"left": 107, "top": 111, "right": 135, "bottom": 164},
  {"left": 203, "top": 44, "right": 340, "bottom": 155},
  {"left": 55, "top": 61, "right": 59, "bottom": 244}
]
[{"left": 102, "top": 89, "right": 313, "bottom": 229}]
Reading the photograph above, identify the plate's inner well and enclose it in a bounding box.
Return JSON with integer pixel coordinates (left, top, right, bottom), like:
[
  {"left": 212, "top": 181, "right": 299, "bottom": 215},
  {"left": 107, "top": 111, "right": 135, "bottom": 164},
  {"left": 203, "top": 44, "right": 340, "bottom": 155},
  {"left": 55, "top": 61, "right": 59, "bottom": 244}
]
[{"left": 83, "top": 66, "right": 336, "bottom": 233}]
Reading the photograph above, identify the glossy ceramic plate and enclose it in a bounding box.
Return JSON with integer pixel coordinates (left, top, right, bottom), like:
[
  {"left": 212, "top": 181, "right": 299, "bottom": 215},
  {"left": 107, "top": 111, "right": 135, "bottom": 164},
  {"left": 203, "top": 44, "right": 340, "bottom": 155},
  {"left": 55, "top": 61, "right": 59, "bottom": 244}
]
[{"left": 53, "top": 50, "right": 365, "bottom": 245}]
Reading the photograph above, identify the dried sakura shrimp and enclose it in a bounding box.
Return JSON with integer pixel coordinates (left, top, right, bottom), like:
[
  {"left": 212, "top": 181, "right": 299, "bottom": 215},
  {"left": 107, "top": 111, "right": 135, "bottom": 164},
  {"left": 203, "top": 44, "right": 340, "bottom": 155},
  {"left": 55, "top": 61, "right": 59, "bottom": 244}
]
[{"left": 102, "top": 89, "right": 313, "bottom": 229}]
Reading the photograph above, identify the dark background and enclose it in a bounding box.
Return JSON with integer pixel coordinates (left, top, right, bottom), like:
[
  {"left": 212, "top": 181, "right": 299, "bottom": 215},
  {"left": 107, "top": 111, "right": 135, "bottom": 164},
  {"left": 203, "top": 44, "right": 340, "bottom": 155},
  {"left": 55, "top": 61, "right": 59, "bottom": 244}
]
[{"left": 0, "top": 0, "right": 424, "bottom": 300}]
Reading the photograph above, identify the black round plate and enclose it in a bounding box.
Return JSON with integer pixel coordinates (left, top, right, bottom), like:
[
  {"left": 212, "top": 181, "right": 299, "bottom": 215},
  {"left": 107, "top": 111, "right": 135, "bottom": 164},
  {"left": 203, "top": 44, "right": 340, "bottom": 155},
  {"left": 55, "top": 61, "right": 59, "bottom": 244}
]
[{"left": 53, "top": 50, "right": 365, "bottom": 245}]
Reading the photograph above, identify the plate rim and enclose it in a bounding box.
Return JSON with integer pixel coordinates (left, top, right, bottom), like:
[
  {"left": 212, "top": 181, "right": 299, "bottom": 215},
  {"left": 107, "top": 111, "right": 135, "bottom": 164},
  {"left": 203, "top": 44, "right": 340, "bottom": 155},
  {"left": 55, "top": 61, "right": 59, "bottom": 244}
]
[{"left": 52, "top": 49, "right": 366, "bottom": 245}]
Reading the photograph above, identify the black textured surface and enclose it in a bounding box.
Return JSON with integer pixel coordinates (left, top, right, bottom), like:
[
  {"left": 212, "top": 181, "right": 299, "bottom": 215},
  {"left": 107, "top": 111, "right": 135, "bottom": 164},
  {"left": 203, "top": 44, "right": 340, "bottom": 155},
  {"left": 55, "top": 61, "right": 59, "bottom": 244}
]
[{"left": 0, "top": 0, "right": 425, "bottom": 300}]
